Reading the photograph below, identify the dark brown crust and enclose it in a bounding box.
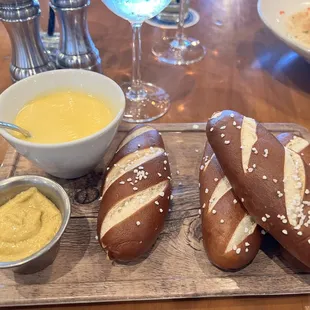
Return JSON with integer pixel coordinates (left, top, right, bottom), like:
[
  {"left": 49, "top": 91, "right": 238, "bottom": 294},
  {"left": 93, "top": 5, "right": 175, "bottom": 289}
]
[
  {"left": 199, "top": 143, "right": 261, "bottom": 271},
  {"left": 207, "top": 110, "right": 310, "bottom": 268},
  {"left": 97, "top": 125, "right": 171, "bottom": 262}
]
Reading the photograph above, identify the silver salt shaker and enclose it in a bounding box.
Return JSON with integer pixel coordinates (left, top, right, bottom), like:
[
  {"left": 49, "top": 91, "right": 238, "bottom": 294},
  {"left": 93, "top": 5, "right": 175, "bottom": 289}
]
[
  {"left": 50, "top": 0, "right": 102, "bottom": 73},
  {"left": 0, "top": 0, "right": 56, "bottom": 82}
]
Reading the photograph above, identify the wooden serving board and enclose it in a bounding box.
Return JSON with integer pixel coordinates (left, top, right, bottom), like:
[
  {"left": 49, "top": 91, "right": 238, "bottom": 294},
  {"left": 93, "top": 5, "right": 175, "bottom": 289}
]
[{"left": 0, "top": 123, "right": 310, "bottom": 308}]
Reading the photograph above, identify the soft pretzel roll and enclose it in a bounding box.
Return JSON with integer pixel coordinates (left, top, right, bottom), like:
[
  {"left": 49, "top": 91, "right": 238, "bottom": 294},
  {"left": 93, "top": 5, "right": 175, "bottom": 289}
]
[
  {"left": 97, "top": 125, "right": 171, "bottom": 262},
  {"left": 199, "top": 143, "right": 261, "bottom": 271},
  {"left": 207, "top": 110, "right": 310, "bottom": 268}
]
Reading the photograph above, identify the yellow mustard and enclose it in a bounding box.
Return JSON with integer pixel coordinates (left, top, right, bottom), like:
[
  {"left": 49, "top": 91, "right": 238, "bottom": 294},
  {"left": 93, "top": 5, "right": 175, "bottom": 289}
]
[{"left": 0, "top": 187, "right": 62, "bottom": 262}]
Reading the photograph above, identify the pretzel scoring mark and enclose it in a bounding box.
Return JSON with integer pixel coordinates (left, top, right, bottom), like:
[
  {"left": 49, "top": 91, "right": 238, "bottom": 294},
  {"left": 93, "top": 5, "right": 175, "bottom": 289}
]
[
  {"left": 208, "top": 177, "right": 232, "bottom": 212},
  {"left": 286, "top": 136, "right": 310, "bottom": 153},
  {"left": 225, "top": 215, "right": 257, "bottom": 253},
  {"left": 240, "top": 117, "right": 257, "bottom": 173},
  {"left": 100, "top": 181, "right": 168, "bottom": 240},
  {"left": 104, "top": 147, "right": 164, "bottom": 193},
  {"left": 284, "top": 148, "right": 306, "bottom": 227},
  {"left": 117, "top": 126, "right": 155, "bottom": 152}
]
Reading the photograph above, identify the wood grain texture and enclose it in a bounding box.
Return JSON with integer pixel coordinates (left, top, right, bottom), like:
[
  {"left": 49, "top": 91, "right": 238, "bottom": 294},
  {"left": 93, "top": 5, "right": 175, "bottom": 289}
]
[
  {"left": 0, "top": 124, "right": 309, "bottom": 308},
  {"left": 0, "top": 0, "right": 310, "bottom": 308}
]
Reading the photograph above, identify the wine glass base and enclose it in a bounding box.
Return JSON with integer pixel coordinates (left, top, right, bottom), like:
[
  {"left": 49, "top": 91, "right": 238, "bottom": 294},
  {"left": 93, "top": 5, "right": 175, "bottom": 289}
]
[
  {"left": 152, "top": 36, "right": 206, "bottom": 65},
  {"left": 122, "top": 82, "right": 170, "bottom": 123}
]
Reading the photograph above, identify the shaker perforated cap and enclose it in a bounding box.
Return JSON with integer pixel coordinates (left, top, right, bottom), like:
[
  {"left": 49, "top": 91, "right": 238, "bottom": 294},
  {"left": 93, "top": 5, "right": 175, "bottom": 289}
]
[{"left": 50, "top": 0, "right": 89, "bottom": 9}]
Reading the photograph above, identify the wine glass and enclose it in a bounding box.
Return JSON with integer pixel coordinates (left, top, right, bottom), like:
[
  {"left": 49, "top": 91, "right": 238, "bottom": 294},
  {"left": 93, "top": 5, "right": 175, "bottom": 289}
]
[
  {"left": 101, "top": 0, "right": 172, "bottom": 123},
  {"left": 152, "top": 0, "right": 206, "bottom": 65}
]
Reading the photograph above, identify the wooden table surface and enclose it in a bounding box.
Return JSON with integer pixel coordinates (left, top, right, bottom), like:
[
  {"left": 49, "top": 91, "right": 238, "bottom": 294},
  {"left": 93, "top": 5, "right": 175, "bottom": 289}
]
[{"left": 0, "top": 0, "right": 309, "bottom": 309}]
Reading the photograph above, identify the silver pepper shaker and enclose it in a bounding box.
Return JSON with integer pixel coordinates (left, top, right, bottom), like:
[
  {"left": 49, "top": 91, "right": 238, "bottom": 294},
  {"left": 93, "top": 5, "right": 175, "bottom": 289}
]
[
  {"left": 50, "top": 0, "right": 102, "bottom": 73},
  {"left": 0, "top": 0, "right": 56, "bottom": 82}
]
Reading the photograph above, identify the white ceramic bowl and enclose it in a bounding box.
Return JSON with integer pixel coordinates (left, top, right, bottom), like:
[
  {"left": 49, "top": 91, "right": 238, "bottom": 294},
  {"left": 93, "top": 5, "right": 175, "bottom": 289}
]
[
  {"left": 0, "top": 70, "right": 125, "bottom": 179},
  {"left": 258, "top": 0, "right": 310, "bottom": 62}
]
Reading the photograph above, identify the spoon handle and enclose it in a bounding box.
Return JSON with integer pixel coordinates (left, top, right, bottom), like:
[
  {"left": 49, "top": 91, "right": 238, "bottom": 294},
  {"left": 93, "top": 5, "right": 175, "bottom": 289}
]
[{"left": 0, "top": 121, "right": 31, "bottom": 138}]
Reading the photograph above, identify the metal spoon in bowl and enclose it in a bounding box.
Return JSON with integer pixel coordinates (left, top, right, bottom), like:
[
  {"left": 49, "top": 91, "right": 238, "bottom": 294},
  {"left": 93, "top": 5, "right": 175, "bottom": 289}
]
[{"left": 0, "top": 121, "right": 31, "bottom": 138}]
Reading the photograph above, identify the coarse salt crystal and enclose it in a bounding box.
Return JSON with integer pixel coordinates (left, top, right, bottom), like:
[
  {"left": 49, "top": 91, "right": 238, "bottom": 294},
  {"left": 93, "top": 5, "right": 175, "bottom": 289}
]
[
  {"left": 241, "top": 198, "right": 245, "bottom": 202},
  {"left": 237, "top": 126, "right": 241, "bottom": 129},
  {"left": 133, "top": 187, "right": 138, "bottom": 191},
  {"left": 236, "top": 248, "right": 241, "bottom": 254},
  {"left": 158, "top": 173, "right": 162, "bottom": 177},
  {"left": 205, "top": 188, "right": 209, "bottom": 194},
  {"left": 119, "top": 181, "right": 125, "bottom": 185},
  {"left": 220, "top": 126, "right": 226, "bottom": 130},
  {"left": 224, "top": 140, "right": 230, "bottom": 145},
  {"left": 159, "top": 208, "right": 163, "bottom": 213},
  {"left": 245, "top": 242, "right": 250, "bottom": 246},
  {"left": 230, "top": 113, "right": 234, "bottom": 118},
  {"left": 198, "top": 209, "right": 202, "bottom": 215},
  {"left": 282, "top": 230, "right": 288, "bottom": 235},
  {"left": 214, "top": 178, "right": 219, "bottom": 182},
  {"left": 248, "top": 168, "right": 254, "bottom": 173},
  {"left": 273, "top": 179, "right": 278, "bottom": 183},
  {"left": 261, "top": 230, "right": 266, "bottom": 235},
  {"left": 159, "top": 192, "right": 165, "bottom": 197},
  {"left": 221, "top": 134, "right": 225, "bottom": 138},
  {"left": 263, "top": 175, "right": 267, "bottom": 180},
  {"left": 233, "top": 121, "right": 237, "bottom": 126},
  {"left": 262, "top": 217, "right": 267, "bottom": 222},
  {"left": 170, "top": 195, "right": 174, "bottom": 200},
  {"left": 306, "top": 189, "right": 310, "bottom": 195},
  {"left": 155, "top": 201, "right": 159, "bottom": 205},
  {"left": 136, "top": 221, "right": 141, "bottom": 226},
  {"left": 210, "top": 127, "right": 214, "bottom": 132},
  {"left": 212, "top": 209, "right": 217, "bottom": 214},
  {"left": 297, "top": 231, "right": 303, "bottom": 236},
  {"left": 233, "top": 199, "right": 238, "bottom": 204},
  {"left": 220, "top": 219, "right": 225, "bottom": 224},
  {"left": 200, "top": 165, "right": 204, "bottom": 171},
  {"left": 245, "top": 248, "right": 249, "bottom": 253},
  {"left": 202, "top": 203, "right": 206, "bottom": 209},
  {"left": 266, "top": 214, "right": 270, "bottom": 218}
]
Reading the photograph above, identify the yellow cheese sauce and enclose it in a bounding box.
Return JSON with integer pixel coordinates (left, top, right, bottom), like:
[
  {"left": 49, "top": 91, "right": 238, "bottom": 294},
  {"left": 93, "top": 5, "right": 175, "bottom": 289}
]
[
  {"left": 0, "top": 187, "right": 62, "bottom": 262},
  {"left": 14, "top": 90, "right": 114, "bottom": 144}
]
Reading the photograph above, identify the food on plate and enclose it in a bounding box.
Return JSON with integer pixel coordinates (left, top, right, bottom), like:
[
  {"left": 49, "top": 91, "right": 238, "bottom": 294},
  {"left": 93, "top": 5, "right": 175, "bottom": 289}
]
[
  {"left": 97, "top": 125, "right": 172, "bottom": 262},
  {"left": 207, "top": 110, "right": 310, "bottom": 268},
  {"left": 14, "top": 90, "right": 114, "bottom": 144},
  {"left": 0, "top": 187, "right": 62, "bottom": 262},
  {"left": 287, "top": 8, "right": 310, "bottom": 47},
  {"left": 199, "top": 142, "right": 262, "bottom": 270}
]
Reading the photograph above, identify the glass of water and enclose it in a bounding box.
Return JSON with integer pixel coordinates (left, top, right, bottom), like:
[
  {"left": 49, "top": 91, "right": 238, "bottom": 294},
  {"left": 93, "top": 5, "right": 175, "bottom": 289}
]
[
  {"left": 152, "top": 0, "right": 206, "bottom": 65},
  {"left": 102, "top": 0, "right": 172, "bottom": 123}
]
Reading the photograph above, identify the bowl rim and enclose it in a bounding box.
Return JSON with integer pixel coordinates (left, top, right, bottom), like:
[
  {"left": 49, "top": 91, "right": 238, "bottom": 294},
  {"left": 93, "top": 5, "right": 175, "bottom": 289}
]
[
  {"left": 257, "top": 0, "right": 310, "bottom": 54},
  {"left": 0, "top": 175, "right": 71, "bottom": 268},
  {"left": 0, "top": 69, "right": 125, "bottom": 149}
]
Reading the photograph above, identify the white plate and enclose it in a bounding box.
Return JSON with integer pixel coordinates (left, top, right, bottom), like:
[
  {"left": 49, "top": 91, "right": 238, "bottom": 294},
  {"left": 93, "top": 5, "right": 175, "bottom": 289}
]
[{"left": 258, "top": 0, "right": 310, "bottom": 62}]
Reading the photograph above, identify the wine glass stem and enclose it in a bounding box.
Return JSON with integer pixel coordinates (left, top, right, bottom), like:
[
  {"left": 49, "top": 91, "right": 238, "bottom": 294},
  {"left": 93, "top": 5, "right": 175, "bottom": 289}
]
[
  {"left": 131, "top": 23, "right": 142, "bottom": 93},
  {"left": 176, "top": 0, "right": 186, "bottom": 42}
]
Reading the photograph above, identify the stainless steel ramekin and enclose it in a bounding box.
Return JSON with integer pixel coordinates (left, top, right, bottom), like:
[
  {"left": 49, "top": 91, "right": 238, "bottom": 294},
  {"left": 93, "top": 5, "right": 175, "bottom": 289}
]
[{"left": 0, "top": 175, "right": 71, "bottom": 274}]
